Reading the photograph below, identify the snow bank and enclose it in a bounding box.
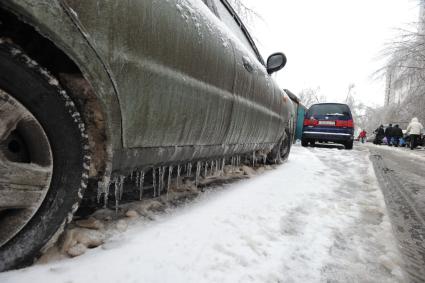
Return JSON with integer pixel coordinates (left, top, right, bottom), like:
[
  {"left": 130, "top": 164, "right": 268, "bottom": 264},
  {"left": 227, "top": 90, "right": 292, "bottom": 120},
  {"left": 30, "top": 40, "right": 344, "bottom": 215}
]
[{"left": 0, "top": 146, "right": 403, "bottom": 283}]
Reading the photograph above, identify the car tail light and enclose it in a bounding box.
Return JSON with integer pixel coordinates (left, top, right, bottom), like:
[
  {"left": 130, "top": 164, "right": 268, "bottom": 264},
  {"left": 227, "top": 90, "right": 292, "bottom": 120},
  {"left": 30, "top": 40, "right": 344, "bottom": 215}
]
[
  {"left": 335, "top": 119, "right": 354, "bottom": 128},
  {"left": 304, "top": 118, "right": 318, "bottom": 126}
]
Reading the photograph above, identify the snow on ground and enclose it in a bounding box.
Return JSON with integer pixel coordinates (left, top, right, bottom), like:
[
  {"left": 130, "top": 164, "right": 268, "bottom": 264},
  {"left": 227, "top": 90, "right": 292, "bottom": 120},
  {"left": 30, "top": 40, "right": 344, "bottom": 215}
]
[{"left": 0, "top": 145, "right": 404, "bottom": 283}]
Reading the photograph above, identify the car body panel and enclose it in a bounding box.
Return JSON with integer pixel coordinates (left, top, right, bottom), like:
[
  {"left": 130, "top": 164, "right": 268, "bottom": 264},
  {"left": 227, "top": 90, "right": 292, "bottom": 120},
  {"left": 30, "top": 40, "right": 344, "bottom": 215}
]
[
  {"left": 64, "top": 0, "right": 237, "bottom": 150},
  {"left": 1, "top": 0, "right": 291, "bottom": 173}
]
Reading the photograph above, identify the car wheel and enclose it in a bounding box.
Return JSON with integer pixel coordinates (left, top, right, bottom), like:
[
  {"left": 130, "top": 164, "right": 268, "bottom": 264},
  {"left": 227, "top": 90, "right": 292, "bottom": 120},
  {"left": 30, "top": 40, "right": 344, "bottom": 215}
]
[
  {"left": 0, "top": 41, "right": 90, "bottom": 271},
  {"left": 310, "top": 140, "right": 316, "bottom": 146},
  {"left": 301, "top": 138, "right": 308, "bottom": 147},
  {"left": 345, "top": 141, "right": 353, "bottom": 150},
  {"left": 267, "top": 130, "right": 291, "bottom": 164}
]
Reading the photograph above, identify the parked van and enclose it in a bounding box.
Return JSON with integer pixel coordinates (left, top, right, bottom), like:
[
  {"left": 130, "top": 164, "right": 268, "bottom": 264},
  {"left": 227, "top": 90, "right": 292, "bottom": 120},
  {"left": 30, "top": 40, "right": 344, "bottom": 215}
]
[{"left": 301, "top": 103, "right": 354, "bottom": 149}]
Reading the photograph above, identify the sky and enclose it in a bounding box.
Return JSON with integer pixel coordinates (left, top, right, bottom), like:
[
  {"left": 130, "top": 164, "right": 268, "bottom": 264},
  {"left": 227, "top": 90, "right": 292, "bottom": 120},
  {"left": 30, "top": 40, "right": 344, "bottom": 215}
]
[{"left": 242, "top": 0, "right": 420, "bottom": 107}]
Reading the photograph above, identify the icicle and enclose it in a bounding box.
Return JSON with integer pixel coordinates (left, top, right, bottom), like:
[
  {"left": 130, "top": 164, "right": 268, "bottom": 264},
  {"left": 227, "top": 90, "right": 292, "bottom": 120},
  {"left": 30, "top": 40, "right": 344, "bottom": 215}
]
[
  {"left": 113, "top": 176, "right": 124, "bottom": 212},
  {"left": 252, "top": 152, "right": 255, "bottom": 167},
  {"left": 152, "top": 168, "right": 157, "bottom": 197},
  {"left": 139, "top": 171, "right": 145, "bottom": 200},
  {"left": 210, "top": 161, "right": 214, "bottom": 176},
  {"left": 177, "top": 164, "right": 181, "bottom": 188},
  {"left": 103, "top": 184, "right": 109, "bottom": 209},
  {"left": 162, "top": 167, "right": 166, "bottom": 194},
  {"left": 221, "top": 158, "right": 225, "bottom": 176},
  {"left": 215, "top": 159, "right": 219, "bottom": 175},
  {"left": 196, "top": 161, "right": 201, "bottom": 187},
  {"left": 157, "top": 167, "right": 164, "bottom": 196},
  {"left": 168, "top": 166, "right": 173, "bottom": 192},
  {"left": 130, "top": 171, "right": 134, "bottom": 181},
  {"left": 263, "top": 155, "right": 266, "bottom": 165},
  {"left": 97, "top": 177, "right": 112, "bottom": 208},
  {"left": 113, "top": 177, "right": 119, "bottom": 211},
  {"left": 204, "top": 161, "right": 208, "bottom": 177},
  {"left": 187, "top": 163, "right": 192, "bottom": 177},
  {"left": 119, "top": 175, "right": 125, "bottom": 200},
  {"left": 135, "top": 171, "right": 140, "bottom": 189},
  {"left": 97, "top": 183, "right": 103, "bottom": 204}
]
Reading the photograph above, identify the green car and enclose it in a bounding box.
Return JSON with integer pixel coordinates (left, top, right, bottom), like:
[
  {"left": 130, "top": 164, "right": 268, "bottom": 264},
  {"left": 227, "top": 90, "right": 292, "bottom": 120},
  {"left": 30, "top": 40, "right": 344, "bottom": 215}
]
[{"left": 0, "top": 0, "right": 292, "bottom": 270}]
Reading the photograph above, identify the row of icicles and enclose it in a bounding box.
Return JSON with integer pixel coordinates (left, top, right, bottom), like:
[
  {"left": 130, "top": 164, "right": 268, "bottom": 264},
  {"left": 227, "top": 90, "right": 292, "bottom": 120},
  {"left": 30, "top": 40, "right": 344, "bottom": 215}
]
[{"left": 100, "top": 152, "right": 266, "bottom": 209}]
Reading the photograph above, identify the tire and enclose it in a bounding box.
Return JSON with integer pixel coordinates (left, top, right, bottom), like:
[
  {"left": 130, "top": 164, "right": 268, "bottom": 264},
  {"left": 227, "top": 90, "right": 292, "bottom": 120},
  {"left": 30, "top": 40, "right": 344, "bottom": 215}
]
[
  {"left": 301, "top": 138, "right": 308, "bottom": 147},
  {"left": 267, "top": 129, "right": 291, "bottom": 164},
  {"left": 0, "top": 42, "right": 90, "bottom": 271},
  {"left": 310, "top": 140, "right": 316, "bottom": 146},
  {"left": 345, "top": 141, "right": 353, "bottom": 150}
]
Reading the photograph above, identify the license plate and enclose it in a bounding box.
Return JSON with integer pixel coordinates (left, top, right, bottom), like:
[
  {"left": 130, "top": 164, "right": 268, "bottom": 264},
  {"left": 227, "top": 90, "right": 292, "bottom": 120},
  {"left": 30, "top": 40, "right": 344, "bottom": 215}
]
[{"left": 318, "top": 120, "right": 335, "bottom": 125}]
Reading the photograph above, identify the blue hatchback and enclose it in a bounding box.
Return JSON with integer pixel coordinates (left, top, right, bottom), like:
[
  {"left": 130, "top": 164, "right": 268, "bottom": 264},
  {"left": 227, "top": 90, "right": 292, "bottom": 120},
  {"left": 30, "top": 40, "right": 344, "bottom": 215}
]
[{"left": 301, "top": 103, "right": 354, "bottom": 149}]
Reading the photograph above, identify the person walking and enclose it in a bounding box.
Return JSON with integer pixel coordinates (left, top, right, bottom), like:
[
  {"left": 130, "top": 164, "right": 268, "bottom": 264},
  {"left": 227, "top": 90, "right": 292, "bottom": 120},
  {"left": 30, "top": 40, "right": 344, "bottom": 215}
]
[
  {"left": 392, "top": 124, "right": 403, "bottom": 147},
  {"left": 358, "top": 129, "right": 367, "bottom": 143},
  {"left": 385, "top": 124, "right": 393, "bottom": 146},
  {"left": 406, "top": 117, "right": 424, "bottom": 150},
  {"left": 374, "top": 125, "right": 385, "bottom": 145}
]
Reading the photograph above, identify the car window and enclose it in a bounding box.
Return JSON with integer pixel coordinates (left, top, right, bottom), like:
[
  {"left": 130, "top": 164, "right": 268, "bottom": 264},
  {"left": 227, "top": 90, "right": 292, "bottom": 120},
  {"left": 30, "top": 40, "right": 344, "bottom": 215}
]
[
  {"left": 308, "top": 104, "right": 351, "bottom": 117},
  {"left": 214, "top": 0, "right": 261, "bottom": 61}
]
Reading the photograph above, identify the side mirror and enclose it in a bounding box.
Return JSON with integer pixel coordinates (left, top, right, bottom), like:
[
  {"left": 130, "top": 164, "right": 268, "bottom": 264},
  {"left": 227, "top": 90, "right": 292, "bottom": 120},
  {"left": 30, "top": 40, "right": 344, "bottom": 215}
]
[{"left": 267, "top": 52, "right": 287, "bottom": 75}]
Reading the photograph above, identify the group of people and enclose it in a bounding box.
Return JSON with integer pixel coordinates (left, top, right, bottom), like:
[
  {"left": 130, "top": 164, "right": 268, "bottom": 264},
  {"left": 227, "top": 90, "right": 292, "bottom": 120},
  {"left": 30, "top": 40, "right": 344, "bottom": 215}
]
[
  {"left": 373, "top": 124, "right": 403, "bottom": 146},
  {"left": 373, "top": 117, "right": 424, "bottom": 150}
]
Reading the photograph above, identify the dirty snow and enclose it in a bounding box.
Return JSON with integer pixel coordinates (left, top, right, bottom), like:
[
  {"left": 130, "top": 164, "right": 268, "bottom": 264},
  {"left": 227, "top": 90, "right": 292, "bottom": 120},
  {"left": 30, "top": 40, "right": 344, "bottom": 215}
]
[{"left": 0, "top": 145, "right": 404, "bottom": 283}]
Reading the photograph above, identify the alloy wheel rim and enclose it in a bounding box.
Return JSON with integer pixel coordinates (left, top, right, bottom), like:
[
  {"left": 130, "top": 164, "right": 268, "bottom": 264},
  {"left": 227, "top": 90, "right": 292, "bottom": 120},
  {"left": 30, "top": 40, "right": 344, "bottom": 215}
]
[{"left": 0, "top": 89, "right": 53, "bottom": 247}]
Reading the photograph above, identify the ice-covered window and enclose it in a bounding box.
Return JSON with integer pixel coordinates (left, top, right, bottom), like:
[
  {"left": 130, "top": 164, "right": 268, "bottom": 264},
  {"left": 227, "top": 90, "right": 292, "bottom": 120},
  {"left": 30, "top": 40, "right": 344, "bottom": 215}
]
[{"left": 214, "top": 0, "right": 257, "bottom": 57}]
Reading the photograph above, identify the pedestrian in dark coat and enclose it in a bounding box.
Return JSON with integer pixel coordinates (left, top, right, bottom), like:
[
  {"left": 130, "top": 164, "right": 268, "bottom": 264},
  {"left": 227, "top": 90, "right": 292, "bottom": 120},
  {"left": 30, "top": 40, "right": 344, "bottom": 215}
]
[
  {"left": 385, "top": 124, "right": 393, "bottom": 146},
  {"left": 374, "top": 125, "right": 385, "bottom": 145},
  {"left": 392, "top": 124, "right": 403, "bottom": 147}
]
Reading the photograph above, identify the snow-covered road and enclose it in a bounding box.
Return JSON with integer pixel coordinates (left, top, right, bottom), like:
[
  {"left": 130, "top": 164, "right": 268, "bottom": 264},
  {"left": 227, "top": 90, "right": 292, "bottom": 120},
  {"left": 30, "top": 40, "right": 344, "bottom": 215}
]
[{"left": 0, "top": 145, "right": 404, "bottom": 283}]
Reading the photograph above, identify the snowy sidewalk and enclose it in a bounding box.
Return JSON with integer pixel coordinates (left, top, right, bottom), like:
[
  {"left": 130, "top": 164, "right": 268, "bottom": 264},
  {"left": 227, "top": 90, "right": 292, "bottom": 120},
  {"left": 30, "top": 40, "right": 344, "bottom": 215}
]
[{"left": 0, "top": 145, "right": 404, "bottom": 283}]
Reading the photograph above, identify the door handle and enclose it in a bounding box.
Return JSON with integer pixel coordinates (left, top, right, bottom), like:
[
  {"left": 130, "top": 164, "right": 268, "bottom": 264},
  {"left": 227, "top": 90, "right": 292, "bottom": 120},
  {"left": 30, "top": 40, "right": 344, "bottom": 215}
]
[{"left": 242, "top": 57, "right": 253, "bottom": 73}]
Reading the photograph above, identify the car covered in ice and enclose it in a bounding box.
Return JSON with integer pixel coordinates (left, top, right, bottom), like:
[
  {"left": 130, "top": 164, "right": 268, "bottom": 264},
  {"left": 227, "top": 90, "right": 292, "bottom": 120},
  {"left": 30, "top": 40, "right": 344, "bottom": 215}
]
[
  {"left": 0, "top": 0, "right": 292, "bottom": 270},
  {"left": 301, "top": 103, "right": 354, "bottom": 149}
]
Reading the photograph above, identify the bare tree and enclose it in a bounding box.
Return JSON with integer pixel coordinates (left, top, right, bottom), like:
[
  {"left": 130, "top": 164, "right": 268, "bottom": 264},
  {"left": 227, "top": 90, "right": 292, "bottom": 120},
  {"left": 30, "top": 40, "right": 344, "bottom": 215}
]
[
  {"left": 378, "top": 1, "right": 425, "bottom": 126},
  {"left": 298, "top": 87, "right": 326, "bottom": 108},
  {"left": 343, "top": 84, "right": 367, "bottom": 130}
]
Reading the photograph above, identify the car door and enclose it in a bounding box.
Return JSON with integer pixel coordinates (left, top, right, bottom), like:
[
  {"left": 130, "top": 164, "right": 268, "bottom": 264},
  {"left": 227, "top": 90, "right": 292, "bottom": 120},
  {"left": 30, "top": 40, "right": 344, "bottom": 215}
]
[
  {"left": 63, "top": 0, "right": 236, "bottom": 150},
  {"left": 213, "top": 0, "right": 286, "bottom": 149}
]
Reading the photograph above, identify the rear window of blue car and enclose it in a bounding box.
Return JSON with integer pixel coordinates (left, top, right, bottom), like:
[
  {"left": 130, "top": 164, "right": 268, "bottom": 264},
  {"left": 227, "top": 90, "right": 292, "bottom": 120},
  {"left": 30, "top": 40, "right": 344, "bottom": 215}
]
[{"left": 308, "top": 104, "right": 351, "bottom": 117}]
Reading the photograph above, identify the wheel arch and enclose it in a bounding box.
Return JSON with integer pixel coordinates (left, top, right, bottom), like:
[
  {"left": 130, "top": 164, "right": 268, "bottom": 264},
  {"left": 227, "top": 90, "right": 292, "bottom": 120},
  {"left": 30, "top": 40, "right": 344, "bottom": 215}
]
[{"left": 0, "top": 1, "right": 121, "bottom": 188}]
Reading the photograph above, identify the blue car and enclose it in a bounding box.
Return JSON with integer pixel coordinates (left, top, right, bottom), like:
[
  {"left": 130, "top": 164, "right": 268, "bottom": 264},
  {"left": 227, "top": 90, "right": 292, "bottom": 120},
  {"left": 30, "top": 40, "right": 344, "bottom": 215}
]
[{"left": 301, "top": 103, "right": 354, "bottom": 149}]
